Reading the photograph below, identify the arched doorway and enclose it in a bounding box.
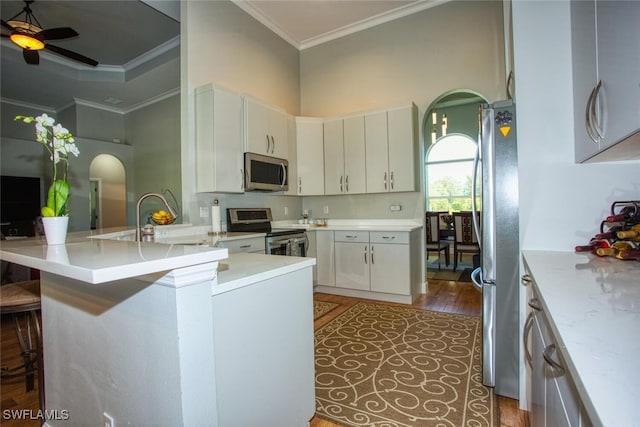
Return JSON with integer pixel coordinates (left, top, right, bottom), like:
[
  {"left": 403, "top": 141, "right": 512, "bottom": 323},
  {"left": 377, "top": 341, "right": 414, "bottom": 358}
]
[
  {"left": 89, "top": 154, "right": 126, "bottom": 229},
  {"left": 423, "top": 89, "right": 487, "bottom": 275}
]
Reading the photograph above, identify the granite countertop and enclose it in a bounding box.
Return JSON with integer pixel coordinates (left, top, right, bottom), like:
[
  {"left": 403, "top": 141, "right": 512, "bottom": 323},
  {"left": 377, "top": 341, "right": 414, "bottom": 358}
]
[{"left": 522, "top": 250, "right": 640, "bottom": 427}]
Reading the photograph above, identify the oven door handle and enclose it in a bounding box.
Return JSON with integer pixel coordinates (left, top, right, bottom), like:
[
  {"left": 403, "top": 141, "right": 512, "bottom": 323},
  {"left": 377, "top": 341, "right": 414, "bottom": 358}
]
[
  {"left": 269, "top": 239, "right": 291, "bottom": 248},
  {"left": 304, "top": 234, "right": 309, "bottom": 255}
]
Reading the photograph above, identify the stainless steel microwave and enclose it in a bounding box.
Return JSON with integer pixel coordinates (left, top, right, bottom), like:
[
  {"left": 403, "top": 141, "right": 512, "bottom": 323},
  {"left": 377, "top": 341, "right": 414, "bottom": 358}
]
[{"left": 244, "top": 152, "right": 289, "bottom": 191}]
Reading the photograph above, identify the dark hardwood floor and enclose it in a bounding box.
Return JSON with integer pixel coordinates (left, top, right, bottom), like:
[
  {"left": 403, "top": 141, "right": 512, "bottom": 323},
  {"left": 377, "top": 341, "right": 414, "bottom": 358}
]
[{"left": 1, "top": 260, "right": 528, "bottom": 427}]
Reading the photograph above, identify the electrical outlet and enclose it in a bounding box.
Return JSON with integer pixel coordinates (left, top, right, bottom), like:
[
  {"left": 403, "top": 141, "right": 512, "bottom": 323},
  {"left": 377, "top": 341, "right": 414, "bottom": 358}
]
[
  {"left": 103, "top": 412, "right": 115, "bottom": 427},
  {"left": 323, "top": 206, "right": 329, "bottom": 214},
  {"left": 284, "top": 206, "right": 289, "bottom": 216},
  {"left": 199, "top": 206, "right": 209, "bottom": 218},
  {"left": 390, "top": 204, "right": 402, "bottom": 212}
]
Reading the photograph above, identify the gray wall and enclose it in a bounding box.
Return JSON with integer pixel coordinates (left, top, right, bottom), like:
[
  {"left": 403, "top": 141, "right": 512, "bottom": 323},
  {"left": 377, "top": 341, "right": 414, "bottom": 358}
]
[
  {"left": 182, "top": 0, "right": 303, "bottom": 225},
  {"left": 126, "top": 94, "right": 182, "bottom": 221}
]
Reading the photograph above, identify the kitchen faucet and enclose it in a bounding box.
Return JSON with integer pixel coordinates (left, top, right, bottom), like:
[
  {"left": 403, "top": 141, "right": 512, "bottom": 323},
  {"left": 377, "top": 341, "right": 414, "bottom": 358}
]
[{"left": 135, "top": 192, "right": 178, "bottom": 241}]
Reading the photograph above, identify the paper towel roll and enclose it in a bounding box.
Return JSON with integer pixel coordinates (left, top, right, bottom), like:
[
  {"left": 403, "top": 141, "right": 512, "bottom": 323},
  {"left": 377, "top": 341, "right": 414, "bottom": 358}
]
[{"left": 211, "top": 205, "right": 222, "bottom": 233}]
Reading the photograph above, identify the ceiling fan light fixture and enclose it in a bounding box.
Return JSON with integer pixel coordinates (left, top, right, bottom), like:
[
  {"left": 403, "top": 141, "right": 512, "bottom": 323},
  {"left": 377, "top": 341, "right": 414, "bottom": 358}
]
[{"left": 10, "top": 33, "right": 44, "bottom": 50}]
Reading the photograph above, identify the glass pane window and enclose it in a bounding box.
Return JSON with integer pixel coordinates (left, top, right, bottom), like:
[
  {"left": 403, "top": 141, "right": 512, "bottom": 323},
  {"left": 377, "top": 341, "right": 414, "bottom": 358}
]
[{"left": 426, "top": 134, "right": 479, "bottom": 212}]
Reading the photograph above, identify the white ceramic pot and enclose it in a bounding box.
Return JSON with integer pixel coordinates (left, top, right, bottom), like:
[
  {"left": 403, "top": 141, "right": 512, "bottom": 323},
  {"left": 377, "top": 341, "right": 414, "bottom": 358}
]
[{"left": 42, "top": 216, "right": 69, "bottom": 245}]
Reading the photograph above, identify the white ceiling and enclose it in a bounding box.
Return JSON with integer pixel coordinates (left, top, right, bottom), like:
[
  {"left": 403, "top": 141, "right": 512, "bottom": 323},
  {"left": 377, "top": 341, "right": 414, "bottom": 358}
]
[{"left": 0, "top": 0, "right": 443, "bottom": 113}]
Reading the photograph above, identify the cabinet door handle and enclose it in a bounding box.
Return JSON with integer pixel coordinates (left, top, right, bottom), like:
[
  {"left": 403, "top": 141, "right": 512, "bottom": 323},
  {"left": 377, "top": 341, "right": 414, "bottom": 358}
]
[
  {"left": 523, "top": 311, "right": 535, "bottom": 368},
  {"left": 240, "top": 168, "right": 244, "bottom": 190},
  {"left": 345, "top": 235, "right": 357, "bottom": 239},
  {"left": 384, "top": 172, "right": 388, "bottom": 190},
  {"left": 381, "top": 236, "right": 395, "bottom": 240},
  {"left": 521, "top": 274, "right": 533, "bottom": 287},
  {"left": 271, "top": 135, "right": 276, "bottom": 154},
  {"left": 527, "top": 297, "right": 541, "bottom": 312},
  {"left": 371, "top": 245, "right": 374, "bottom": 264},
  {"left": 345, "top": 175, "right": 349, "bottom": 192},
  {"left": 585, "top": 81, "right": 601, "bottom": 143},
  {"left": 591, "top": 80, "right": 604, "bottom": 139},
  {"left": 299, "top": 177, "right": 302, "bottom": 193},
  {"left": 364, "top": 245, "right": 368, "bottom": 264},
  {"left": 240, "top": 244, "right": 251, "bottom": 249},
  {"left": 542, "top": 344, "right": 565, "bottom": 375},
  {"left": 266, "top": 134, "right": 271, "bottom": 153},
  {"left": 340, "top": 176, "right": 343, "bottom": 193},
  {"left": 390, "top": 171, "right": 394, "bottom": 190}
]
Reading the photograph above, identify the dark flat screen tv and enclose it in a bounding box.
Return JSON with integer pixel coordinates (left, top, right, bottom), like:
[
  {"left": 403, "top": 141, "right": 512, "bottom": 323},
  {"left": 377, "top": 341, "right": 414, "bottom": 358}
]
[{"left": 1, "top": 176, "right": 42, "bottom": 236}]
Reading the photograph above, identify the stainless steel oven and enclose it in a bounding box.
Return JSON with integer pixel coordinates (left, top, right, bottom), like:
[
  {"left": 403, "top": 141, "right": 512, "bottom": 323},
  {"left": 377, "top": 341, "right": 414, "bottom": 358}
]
[
  {"left": 227, "top": 207, "right": 307, "bottom": 257},
  {"left": 266, "top": 230, "right": 308, "bottom": 257}
]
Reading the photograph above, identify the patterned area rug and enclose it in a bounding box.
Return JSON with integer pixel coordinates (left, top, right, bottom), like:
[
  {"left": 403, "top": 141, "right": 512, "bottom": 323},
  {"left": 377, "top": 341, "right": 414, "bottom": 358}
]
[
  {"left": 315, "top": 302, "right": 497, "bottom": 427},
  {"left": 314, "top": 301, "right": 340, "bottom": 320}
]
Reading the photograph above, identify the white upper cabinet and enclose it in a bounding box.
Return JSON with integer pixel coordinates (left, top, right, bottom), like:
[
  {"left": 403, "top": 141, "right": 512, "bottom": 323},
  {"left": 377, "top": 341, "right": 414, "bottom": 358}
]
[
  {"left": 323, "top": 116, "right": 366, "bottom": 195},
  {"left": 292, "top": 117, "right": 325, "bottom": 196},
  {"left": 365, "top": 104, "right": 418, "bottom": 193},
  {"left": 195, "top": 83, "right": 244, "bottom": 193},
  {"left": 244, "top": 96, "right": 289, "bottom": 159},
  {"left": 342, "top": 115, "right": 367, "bottom": 194},
  {"left": 323, "top": 118, "right": 345, "bottom": 195},
  {"left": 571, "top": 0, "right": 640, "bottom": 162}
]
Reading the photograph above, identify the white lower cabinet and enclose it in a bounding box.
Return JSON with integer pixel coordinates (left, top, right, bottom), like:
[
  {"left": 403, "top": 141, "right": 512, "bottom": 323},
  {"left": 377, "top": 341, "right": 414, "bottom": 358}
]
[
  {"left": 331, "top": 230, "right": 417, "bottom": 298},
  {"left": 523, "top": 274, "right": 592, "bottom": 427},
  {"left": 335, "top": 231, "right": 370, "bottom": 291},
  {"left": 306, "top": 230, "right": 318, "bottom": 284},
  {"left": 315, "top": 230, "right": 335, "bottom": 287}
]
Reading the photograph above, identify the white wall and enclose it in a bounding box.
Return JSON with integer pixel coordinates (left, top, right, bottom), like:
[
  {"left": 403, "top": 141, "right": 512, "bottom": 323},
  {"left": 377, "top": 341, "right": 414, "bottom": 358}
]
[{"left": 512, "top": 1, "right": 639, "bottom": 252}]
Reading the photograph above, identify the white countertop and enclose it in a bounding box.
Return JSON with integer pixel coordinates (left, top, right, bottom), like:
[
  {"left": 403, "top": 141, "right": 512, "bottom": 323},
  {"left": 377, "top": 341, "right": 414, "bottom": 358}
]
[
  {"left": 0, "top": 231, "right": 228, "bottom": 284},
  {"left": 214, "top": 252, "right": 315, "bottom": 296},
  {"left": 522, "top": 250, "right": 640, "bottom": 427}
]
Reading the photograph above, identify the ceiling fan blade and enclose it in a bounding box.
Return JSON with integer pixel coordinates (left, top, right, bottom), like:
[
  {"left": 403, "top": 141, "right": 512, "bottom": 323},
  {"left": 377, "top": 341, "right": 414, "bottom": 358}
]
[
  {"left": 23, "top": 49, "right": 39, "bottom": 65},
  {"left": 1, "top": 19, "right": 15, "bottom": 32},
  {"left": 35, "top": 27, "right": 78, "bottom": 41},
  {"left": 44, "top": 43, "right": 98, "bottom": 67}
]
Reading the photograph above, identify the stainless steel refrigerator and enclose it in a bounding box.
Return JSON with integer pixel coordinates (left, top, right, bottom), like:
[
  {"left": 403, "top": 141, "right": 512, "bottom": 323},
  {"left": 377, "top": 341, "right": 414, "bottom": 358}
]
[{"left": 471, "top": 99, "right": 520, "bottom": 399}]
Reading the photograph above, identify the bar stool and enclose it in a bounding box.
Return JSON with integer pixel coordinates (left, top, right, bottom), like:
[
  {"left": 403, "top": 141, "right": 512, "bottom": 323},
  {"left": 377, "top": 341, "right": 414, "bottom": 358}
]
[{"left": 1, "top": 280, "right": 44, "bottom": 411}]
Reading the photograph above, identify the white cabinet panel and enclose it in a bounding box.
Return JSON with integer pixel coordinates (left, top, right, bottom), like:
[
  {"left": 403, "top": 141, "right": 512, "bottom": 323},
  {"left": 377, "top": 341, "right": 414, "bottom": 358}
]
[
  {"left": 343, "top": 115, "right": 367, "bottom": 194},
  {"left": 335, "top": 241, "right": 370, "bottom": 291},
  {"left": 293, "top": 117, "right": 325, "bottom": 195},
  {"left": 195, "top": 84, "right": 244, "bottom": 193},
  {"left": 323, "top": 118, "right": 345, "bottom": 195},
  {"left": 571, "top": 0, "right": 640, "bottom": 162},
  {"left": 370, "top": 241, "right": 409, "bottom": 295},
  {"left": 316, "top": 230, "right": 335, "bottom": 287},
  {"left": 244, "top": 96, "right": 289, "bottom": 159},
  {"left": 387, "top": 104, "right": 418, "bottom": 192},
  {"left": 365, "top": 110, "right": 389, "bottom": 193}
]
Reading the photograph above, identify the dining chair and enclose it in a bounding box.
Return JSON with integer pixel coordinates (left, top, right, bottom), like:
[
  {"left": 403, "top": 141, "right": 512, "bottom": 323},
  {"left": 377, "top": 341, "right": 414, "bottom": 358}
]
[
  {"left": 452, "top": 211, "right": 480, "bottom": 272},
  {"left": 425, "top": 211, "right": 450, "bottom": 270}
]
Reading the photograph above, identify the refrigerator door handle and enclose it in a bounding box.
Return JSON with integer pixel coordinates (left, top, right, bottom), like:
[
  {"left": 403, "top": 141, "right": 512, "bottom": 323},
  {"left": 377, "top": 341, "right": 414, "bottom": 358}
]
[
  {"left": 482, "top": 280, "right": 496, "bottom": 387},
  {"left": 471, "top": 130, "right": 481, "bottom": 249}
]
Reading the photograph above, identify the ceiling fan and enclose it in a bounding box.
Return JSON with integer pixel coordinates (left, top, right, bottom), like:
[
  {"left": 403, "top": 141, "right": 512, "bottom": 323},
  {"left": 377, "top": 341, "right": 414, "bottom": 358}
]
[{"left": 1, "top": 0, "right": 98, "bottom": 66}]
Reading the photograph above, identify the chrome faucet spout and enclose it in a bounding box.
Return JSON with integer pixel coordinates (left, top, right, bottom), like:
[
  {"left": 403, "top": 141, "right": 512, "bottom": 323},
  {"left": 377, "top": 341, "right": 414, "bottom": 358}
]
[{"left": 135, "top": 192, "right": 178, "bottom": 241}]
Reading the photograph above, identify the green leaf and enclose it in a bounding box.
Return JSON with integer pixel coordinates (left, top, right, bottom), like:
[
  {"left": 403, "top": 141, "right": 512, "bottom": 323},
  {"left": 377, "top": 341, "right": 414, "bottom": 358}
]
[
  {"left": 41, "top": 206, "right": 55, "bottom": 217},
  {"left": 46, "top": 180, "right": 70, "bottom": 216}
]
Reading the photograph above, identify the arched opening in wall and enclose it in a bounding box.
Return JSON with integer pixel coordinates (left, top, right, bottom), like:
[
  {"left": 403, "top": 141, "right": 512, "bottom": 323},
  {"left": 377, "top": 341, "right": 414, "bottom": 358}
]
[
  {"left": 423, "top": 89, "right": 486, "bottom": 278},
  {"left": 89, "top": 154, "right": 126, "bottom": 229}
]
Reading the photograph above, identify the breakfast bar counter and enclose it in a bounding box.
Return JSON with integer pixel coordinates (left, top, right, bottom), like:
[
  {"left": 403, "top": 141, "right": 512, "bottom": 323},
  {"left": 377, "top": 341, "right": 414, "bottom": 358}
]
[{"left": 0, "top": 230, "right": 316, "bottom": 426}]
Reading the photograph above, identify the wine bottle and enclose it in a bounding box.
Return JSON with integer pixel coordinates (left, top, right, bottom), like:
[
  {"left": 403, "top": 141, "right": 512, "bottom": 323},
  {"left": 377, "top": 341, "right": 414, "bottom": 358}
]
[
  {"left": 606, "top": 205, "right": 639, "bottom": 223},
  {"left": 616, "top": 249, "right": 640, "bottom": 260},
  {"left": 595, "top": 241, "right": 635, "bottom": 257},
  {"left": 616, "top": 224, "right": 640, "bottom": 240},
  {"left": 575, "top": 239, "right": 610, "bottom": 253}
]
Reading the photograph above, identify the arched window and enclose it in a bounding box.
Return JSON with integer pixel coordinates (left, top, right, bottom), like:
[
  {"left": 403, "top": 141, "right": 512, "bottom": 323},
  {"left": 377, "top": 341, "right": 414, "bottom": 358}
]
[{"left": 425, "top": 134, "right": 479, "bottom": 212}]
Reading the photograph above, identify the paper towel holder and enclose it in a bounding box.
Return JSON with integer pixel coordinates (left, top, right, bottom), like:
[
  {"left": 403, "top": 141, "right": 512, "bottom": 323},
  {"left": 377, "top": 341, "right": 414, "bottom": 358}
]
[{"left": 209, "top": 199, "right": 223, "bottom": 235}]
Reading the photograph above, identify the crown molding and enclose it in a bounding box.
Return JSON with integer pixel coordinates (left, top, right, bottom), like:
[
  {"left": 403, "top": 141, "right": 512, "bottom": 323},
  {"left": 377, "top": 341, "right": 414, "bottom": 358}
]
[
  {"left": 232, "top": 0, "right": 450, "bottom": 51},
  {"left": 0, "top": 97, "right": 56, "bottom": 114}
]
